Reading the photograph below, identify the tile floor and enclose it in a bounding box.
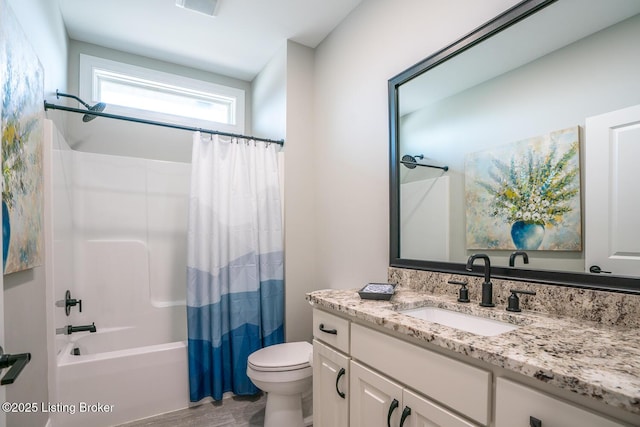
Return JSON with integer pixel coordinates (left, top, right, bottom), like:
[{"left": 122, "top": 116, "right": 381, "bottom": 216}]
[{"left": 115, "top": 394, "right": 266, "bottom": 427}]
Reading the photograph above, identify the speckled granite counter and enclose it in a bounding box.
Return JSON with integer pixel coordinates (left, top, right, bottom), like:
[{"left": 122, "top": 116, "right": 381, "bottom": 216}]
[{"left": 307, "top": 286, "right": 640, "bottom": 417}]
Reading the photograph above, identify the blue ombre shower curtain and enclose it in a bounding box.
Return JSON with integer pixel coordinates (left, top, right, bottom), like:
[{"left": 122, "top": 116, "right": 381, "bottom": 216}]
[{"left": 187, "top": 133, "right": 284, "bottom": 402}]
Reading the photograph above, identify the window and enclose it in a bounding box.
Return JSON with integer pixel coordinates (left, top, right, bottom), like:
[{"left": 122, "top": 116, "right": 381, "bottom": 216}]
[{"left": 79, "top": 54, "right": 245, "bottom": 133}]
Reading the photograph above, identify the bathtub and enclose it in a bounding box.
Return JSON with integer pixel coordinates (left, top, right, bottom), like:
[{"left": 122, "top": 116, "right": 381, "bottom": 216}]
[{"left": 54, "top": 327, "right": 190, "bottom": 427}]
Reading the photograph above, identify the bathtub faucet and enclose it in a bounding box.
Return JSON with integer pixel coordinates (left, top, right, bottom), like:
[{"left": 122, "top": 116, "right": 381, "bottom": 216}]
[{"left": 66, "top": 323, "right": 97, "bottom": 334}]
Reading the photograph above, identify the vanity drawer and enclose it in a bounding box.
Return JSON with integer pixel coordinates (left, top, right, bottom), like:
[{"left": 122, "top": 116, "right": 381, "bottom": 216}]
[
  {"left": 351, "top": 323, "right": 491, "bottom": 425},
  {"left": 495, "top": 378, "right": 627, "bottom": 427},
  {"left": 313, "top": 309, "right": 350, "bottom": 353}
]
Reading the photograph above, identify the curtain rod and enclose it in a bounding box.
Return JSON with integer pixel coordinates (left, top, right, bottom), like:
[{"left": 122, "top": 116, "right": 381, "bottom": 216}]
[{"left": 43, "top": 101, "right": 285, "bottom": 146}]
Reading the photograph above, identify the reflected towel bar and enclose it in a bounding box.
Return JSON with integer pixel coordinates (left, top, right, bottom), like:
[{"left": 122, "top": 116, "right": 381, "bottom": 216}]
[{"left": 400, "top": 160, "right": 449, "bottom": 171}]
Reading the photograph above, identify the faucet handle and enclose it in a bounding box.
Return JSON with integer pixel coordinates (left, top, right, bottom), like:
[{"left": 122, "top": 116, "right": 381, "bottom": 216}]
[
  {"left": 65, "top": 290, "right": 82, "bottom": 316},
  {"left": 447, "top": 280, "right": 470, "bottom": 303},
  {"left": 507, "top": 289, "right": 536, "bottom": 312}
]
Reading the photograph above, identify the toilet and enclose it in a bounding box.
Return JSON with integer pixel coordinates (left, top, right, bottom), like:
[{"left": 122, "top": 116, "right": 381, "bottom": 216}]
[{"left": 247, "top": 341, "right": 313, "bottom": 427}]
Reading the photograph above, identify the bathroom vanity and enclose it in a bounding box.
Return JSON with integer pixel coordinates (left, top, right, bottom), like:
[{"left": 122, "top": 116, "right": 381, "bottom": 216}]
[{"left": 308, "top": 277, "right": 640, "bottom": 427}]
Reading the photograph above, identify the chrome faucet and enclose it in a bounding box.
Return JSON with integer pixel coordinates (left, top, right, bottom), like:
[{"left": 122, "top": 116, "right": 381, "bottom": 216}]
[
  {"left": 509, "top": 251, "right": 529, "bottom": 267},
  {"left": 465, "top": 254, "right": 495, "bottom": 307}
]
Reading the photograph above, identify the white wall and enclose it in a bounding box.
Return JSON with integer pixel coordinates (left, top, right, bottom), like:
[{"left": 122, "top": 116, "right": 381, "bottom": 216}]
[
  {"left": 311, "top": 0, "right": 520, "bottom": 289},
  {"left": 283, "top": 41, "right": 316, "bottom": 342},
  {"left": 4, "top": 1, "right": 68, "bottom": 426},
  {"left": 7, "top": 0, "right": 68, "bottom": 96},
  {"left": 252, "top": 40, "right": 316, "bottom": 342},
  {"left": 252, "top": 43, "right": 286, "bottom": 141}
]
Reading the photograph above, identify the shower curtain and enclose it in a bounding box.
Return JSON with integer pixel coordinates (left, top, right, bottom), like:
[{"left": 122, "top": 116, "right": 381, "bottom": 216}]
[{"left": 187, "top": 132, "right": 284, "bottom": 402}]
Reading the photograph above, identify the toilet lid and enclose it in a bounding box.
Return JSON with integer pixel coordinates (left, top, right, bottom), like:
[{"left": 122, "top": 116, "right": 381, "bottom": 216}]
[{"left": 248, "top": 341, "right": 312, "bottom": 372}]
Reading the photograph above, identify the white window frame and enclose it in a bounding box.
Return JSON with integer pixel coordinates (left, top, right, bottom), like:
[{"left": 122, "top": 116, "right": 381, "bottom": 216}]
[{"left": 79, "top": 54, "right": 245, "bottom": 134}]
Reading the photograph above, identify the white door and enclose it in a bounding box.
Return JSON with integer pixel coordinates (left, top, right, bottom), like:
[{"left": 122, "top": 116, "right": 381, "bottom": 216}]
[
  {"left": 313, "top": 340, "right": 349, "bottom": 427},
  {"left": 350, "top": 361, "right": 403, "bottom": 427},
  {"left": 585, "top": 104, "right": 640, "bottom": 276}
]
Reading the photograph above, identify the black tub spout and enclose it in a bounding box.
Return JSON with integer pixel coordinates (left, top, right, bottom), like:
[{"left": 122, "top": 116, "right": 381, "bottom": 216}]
[{"left": 66, "top": 323, "right": 97, "bottom": 334}]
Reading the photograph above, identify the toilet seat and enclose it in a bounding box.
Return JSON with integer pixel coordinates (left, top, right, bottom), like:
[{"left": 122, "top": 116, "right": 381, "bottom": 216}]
[{"left": 248, "top": 341, "right": 312, "bottom": 372}]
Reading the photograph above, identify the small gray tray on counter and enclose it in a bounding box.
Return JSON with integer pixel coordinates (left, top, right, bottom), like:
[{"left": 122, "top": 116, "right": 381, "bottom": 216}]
[{"left": 358, "top": 283, "right": 396, "bottom": 300}]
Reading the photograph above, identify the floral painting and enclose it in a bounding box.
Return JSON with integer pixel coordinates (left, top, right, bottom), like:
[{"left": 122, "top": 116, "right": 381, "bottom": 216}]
[
  {"left": 465, "top": 126, "right": 581, "bottom": 251},
  {"left": 1, "top": 0, "right": 44, "bottom": 274}
]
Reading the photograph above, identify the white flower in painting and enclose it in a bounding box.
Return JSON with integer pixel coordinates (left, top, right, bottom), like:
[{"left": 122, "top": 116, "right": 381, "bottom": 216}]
[
  {"left": 532, "top": 212, "right": 541, "bottom": 222},
  {"left": 522, "top": 212, "right": 532, "bottom": 221},
  {"left": 515, "top": 211, "right": 523, "bottom": 219}
]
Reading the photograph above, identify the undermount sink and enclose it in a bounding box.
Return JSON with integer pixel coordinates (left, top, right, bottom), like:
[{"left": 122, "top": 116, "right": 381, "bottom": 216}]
[{"left": 398, "top": 306, "right": 519, "bottom": 336}]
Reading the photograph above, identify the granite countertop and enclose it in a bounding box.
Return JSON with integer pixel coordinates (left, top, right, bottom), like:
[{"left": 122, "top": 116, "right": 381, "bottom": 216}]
[{"left": 307, "top": 287, "right": 640, "bottom": 416}]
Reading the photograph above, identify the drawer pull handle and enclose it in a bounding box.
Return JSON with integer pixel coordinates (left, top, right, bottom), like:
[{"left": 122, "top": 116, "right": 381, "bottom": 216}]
[
  {"left": 530, "top": 416, "right": 542, "bottom": 427},
  {"left": 319, "top": 323, "right": 338, "bottom": 335},
  {"left": 399, "top": 406, "right": 412, "bottom": 427},
  {"left": 335, "top": 367, "right": 346, "bottom": 398},
  {"left": 387, "top": 399, "right": 399, "bottom": 427}
]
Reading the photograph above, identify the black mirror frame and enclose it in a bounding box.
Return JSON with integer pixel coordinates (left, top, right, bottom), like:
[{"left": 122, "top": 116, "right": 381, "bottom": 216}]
[{"left": 388, "top": 0, "right": 640, "bottom": 294}]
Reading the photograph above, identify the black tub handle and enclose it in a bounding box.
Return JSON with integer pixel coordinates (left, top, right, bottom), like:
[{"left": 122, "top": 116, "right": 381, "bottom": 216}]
[
  {"left": 399, "top": 406, "right": 412, "bottom": 427},
  {"left": 336, "top": 367, "right": 346, "bottom": 398},
  {"left": 387, "top": 398, "right": 399, "bottom": 427},
  {"left": 319, "top": 323, "right": 337, "bottom": 335}
]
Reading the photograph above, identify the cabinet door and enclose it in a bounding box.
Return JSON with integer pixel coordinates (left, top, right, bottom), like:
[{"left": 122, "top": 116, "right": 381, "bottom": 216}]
[
  {"left": 495, "top": 378, "right": 627, "bottom": 427},
  {"left": 351, "top": 323, "right": 490, "bottom": 425},
  {"left": 313, "top": 340, "right": 349, "bottom": 427},
  {"left": 350, "top": 361, "right": 403, "bottom": 427},
  {"left": 402, "top": 388, "right": 478, "bottom": 427}
]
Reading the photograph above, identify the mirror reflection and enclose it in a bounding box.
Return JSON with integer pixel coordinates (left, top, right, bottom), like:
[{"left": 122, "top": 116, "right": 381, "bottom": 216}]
[{"left": 394, "top": 0, "right": 640, "bottom": 280}]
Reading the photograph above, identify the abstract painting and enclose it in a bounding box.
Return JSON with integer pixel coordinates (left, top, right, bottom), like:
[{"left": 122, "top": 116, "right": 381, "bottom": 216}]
[
  {"left": 465, "top": 126, "right": 581, "bottom": 251},
  {"left": 1, "top": 0, "right": 44, "bottom": 274}
]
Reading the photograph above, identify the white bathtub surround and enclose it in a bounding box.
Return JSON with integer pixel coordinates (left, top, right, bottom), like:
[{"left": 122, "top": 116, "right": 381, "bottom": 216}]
[{"left": 48, "top": 125, "right": 192, "bottom": 426}]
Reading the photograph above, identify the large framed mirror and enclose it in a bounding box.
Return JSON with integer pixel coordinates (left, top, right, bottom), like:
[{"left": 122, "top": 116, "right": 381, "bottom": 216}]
[{"left": 389, "top": 0, "right": 640, "bottom": 293}]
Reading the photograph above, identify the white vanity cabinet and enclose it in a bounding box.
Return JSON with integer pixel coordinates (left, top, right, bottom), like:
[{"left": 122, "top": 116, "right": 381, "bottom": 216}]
[
  {"left": 312, "top": 310, "right": 350, "bottom": 427},
  {"left": 495, "top": 378, "right": 628, "bottom": 427},
  {"left": 312, "top": 307, "right": 635, "bottom": 427},
  {"left": 351, "top": 323, "right": 490, "bottom": 425},
  {"left": 350, "top": 360, "right": 476, "bottom": 427}
]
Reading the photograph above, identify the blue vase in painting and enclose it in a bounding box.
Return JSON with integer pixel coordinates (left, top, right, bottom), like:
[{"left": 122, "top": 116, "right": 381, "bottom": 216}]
[
  {"left": 2, "top": 200, "right": 10, "bottom": 271},
  {"left": 510, "top": 221, "right": 544, "bottom": 250}
]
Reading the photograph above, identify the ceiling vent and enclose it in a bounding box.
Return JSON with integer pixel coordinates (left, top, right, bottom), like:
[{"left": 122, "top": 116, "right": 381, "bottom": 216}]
[{"left": 175, "top": 0, "right": 221, "bottom": 17}]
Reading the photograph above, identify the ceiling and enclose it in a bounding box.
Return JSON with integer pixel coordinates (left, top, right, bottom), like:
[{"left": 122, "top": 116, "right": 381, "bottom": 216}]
[{"left": 58, "top": 0, "right": 362, "bottom": 81}]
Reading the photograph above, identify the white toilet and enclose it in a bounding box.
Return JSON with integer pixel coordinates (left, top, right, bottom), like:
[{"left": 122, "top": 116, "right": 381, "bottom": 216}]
[{"left": 247, "top": 341, "right": 313, "bottom": 427}]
